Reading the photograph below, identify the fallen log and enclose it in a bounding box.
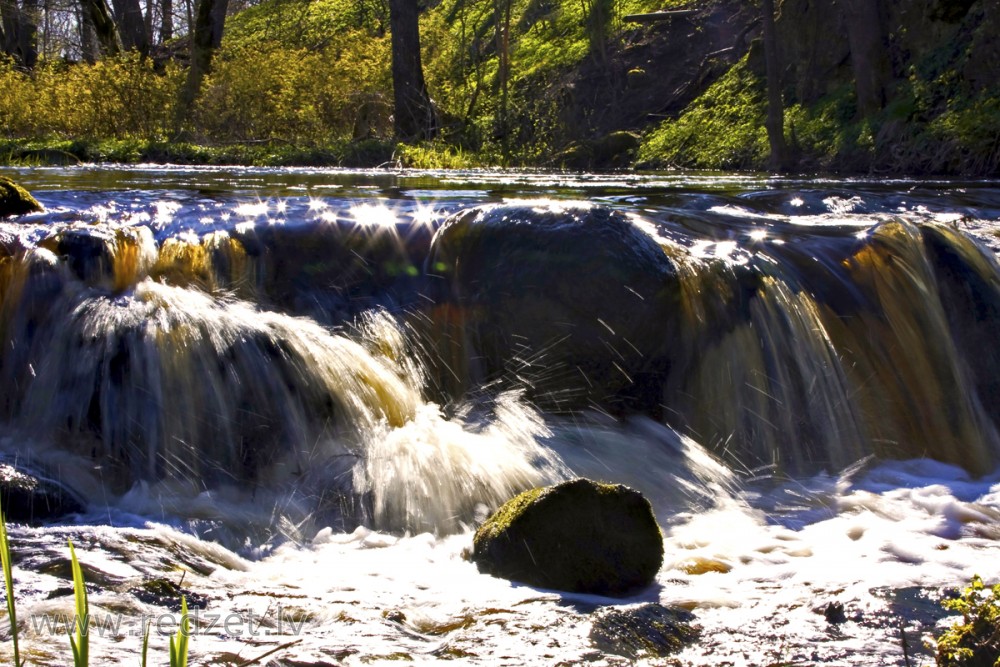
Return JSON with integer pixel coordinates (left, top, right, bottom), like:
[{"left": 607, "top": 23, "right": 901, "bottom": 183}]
[{"left": 622, "top": 9, "right": 698, "bottom": 23}]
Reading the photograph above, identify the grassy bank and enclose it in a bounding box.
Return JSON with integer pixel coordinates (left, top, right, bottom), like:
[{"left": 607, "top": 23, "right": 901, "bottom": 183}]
[{"left": 0, "top": 137, "right": 495, "bottom": 169}]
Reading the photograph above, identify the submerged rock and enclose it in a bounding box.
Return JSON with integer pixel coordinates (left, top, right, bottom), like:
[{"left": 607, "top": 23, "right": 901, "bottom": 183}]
[
  {"left": 472, "top": 478, "right": 664, "bottom": 595},
  {"left": 590, "top": 603, "right": 700, "bottom": 659},
  {"left": 428, "top": 203, "right": 676, "bottom": 411},
  {"left": 0, "top": 461, "right": 85, "bottom": 523},
  {"left": 0, "top": 177, "right": 42, "bottom": 217}
]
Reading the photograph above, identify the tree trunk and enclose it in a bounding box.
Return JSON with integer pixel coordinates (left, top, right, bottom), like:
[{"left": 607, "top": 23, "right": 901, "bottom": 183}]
[
  {"left": 143, "top": 0, "right": 153, "bottom": 45},
  {"left": 586, "top": 0, "right": 612, "bottom": 63},
  {"left": 158, "top": 0, "right": 171, "bottom": 40},
  {"left": 762, "top": 0, "right": 789, "bottom": 170},
  {"left": 388, "top": 0, "right": 436, "bottom": 141},
  {"left": 159, "top": 0, "right": 171, "bottom": 40},
  {"left": 0, "top": 0, "right": 18, "bottom": 60},
  {"left": 209, "top": 0, "right": 226, "bottom": 47},
  {"left": 80, "top": 0, "right": 121, "bottom": 56},
  {"left": 841, "top": 0, "right": 889, "bottom": 117},
  {"left": 78, "top": 2, "right": 99, "bottom": 62},
  {"left": 19, "top": 0, "right": 37, "bottom": 67},
  {"left": 493, "top": 0, "right": 510, "bottom": 142},
  {"left": 174, "top": 0, "right": 223, "bottom": 134},
  {"left": 1, "top": 0, "right": 38, "bottom": 67},
  {"left": 111, "top": 0, "right": 148, "bottom": 53}
]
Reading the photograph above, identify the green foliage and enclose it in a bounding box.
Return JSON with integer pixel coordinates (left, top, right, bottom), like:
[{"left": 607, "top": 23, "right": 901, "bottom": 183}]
[
  {"left": 783, "top": 85, "right": 880, "bottom": 172},
  {"left": 936, "top": 575, "right": 1000, "bottom": 667},
  {"left": 225, "top": 0, "right": 387, "bottom": 49},
  {"left": 781, "top": 79, "right": 1000, "bottom": 175},
  {"left": 1, "top": 0, "right": 998, "bottom": 172},
  {"left": 0, "top": 55, "right": 182, "bottom": 141},
  {"left": 68, "top": 540, "right": 89, "bottom": 667},
  {"left": 925, "top": 93, "right": 1000, "bottom": 175},
  {"left": 193, "top": 38, "right": 391, "bottom": 143},
  {"left": 169, "top": 597, "right": 190, "bottom": 667},
  {"left": 394, "top": 141, "right": 486, "bottom": 168},
  {"left": 0, "top": 499, "right": 22, "bottom": 667},
  {"left": 638, "top": 56, "right": 768, "bottom": 170}
]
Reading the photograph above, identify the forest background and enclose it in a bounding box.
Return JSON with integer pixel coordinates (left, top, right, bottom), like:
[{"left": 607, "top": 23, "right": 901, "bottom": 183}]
[{"left": 0, "top": 0, "right": 997, "bottom": 174}]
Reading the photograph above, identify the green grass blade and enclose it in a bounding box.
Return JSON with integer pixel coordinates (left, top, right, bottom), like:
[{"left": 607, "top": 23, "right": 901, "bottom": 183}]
[
  {"left": 169, "top": 596, "right": 189, "bottom": 667},
  {"left": 139, "top": 619, "right": 149, "bottom": 667},
  {"left": 68, "top": 540, "right": 89, "bottom": 667},
  {"left": 0, "top": 498, "right": 21, "bottom": 667}
]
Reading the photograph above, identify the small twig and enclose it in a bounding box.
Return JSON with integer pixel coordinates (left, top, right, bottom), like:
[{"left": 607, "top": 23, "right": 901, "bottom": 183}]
[
  {"left": 900, "top": 618, "right": 912, "bottom": 667},
  {"left": 236, "top": 638, "right": 303, "bottom": 667}
]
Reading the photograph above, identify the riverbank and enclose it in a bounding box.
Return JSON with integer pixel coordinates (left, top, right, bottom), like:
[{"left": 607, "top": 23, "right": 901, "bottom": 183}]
[
  {"left": 0, "top": 138, "right": 487, "bottom": 170},
  {"left": 2, "top": 0, "right": 999, "bottom": 177}
]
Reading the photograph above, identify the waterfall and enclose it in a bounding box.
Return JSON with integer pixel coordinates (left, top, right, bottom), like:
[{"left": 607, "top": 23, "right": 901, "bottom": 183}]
[
  {"left": 425, "top": 204, "right": 1000, "bottom": 476},
  {"left": 0, "top": 222, "right": 564, "bottom": 533},
  {"left": 2, "top": 201, "right": 1000, "bottom": 535}
]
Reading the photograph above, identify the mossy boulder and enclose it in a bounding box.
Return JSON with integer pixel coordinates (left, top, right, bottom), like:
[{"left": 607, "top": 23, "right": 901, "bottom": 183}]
[
  {"left": 472, "top": 478, "right": 664, "bottom": 595},
  {"left": 428, "top": 204, "right": 676, "bottom": 411},
  {"left": 552, "top": 132, "right": 640, "bottom": 169},
  {"left": 0, "top": 177, "right": 43, "bottom": 217}
]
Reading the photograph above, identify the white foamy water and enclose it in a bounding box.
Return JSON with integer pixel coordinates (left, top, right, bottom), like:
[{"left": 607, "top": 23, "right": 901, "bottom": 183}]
[{"left": 2, "top": 424, "right": 999, "bottom": 666}]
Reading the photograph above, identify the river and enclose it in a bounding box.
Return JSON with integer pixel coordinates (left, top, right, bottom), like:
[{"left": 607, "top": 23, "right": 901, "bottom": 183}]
[{"left": 1, "top": 165, "right": 999, "bottom": 666}]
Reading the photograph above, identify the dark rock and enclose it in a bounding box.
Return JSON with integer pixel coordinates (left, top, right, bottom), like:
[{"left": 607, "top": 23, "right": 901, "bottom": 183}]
[
  {"left": 824, "top": 601, "right": 847, "bottom": 624},
  {"left": 591, "top": 131, "right": 641, "bottom": 168},
  {"left": 590, "top": 603, "right": 700, "bottom": 659},
  {"left": 472, "top": 478, "right": 664, "bottom": 595},
  {"left": 552, "top": 132, "right": 641, "bottom": 170},
  {"left": 0, "top": 461, "right": 85, "bottom": 524},
  {"left": 51, "top": 227, "right": 118, "bottom": 286},
  {"left": 129, "top": 578, "right": 209, "bottom": 611},
  {"left": 231, "top": 220, "right": 431, "bottom": 325},
  {"left": 552, "top": 142, "right": 593, "bottom": 170},
  {"left": 0, "top": 177, "right": 43, "bottom": 218},
  {"left": 427, "top": 204, "right": 676, "bottom": 411}
]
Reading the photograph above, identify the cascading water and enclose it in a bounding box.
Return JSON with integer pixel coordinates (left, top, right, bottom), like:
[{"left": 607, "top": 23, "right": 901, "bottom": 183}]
[
  {"left": 661, "top": 218, "right": 1000, "bottom": 474},
  {"left": 0, "top": 166, "right": 999, "bottom": 666},
  {"left": 0, "top": 216, "right": 569, "bottom": 535}
]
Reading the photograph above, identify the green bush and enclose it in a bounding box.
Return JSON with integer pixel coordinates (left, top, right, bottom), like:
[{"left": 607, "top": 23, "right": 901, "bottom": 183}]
[
  {"left": 936, "top": 575, "right": 1000, "bottom": 667},
  {"left": 0, "top": 55, "right": 181, "bottom": 141},
  {"left": 194, "top": 39, "right": 391, "bottom": 143}
]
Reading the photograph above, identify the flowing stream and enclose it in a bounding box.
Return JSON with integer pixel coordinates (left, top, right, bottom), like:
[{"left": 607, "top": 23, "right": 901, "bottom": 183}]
[{"left": 1, "top": 165, "right": 1000, "bottom": 665}]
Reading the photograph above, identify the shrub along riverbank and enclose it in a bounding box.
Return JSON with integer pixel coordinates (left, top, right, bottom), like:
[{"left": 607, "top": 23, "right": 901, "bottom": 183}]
[{"left": 1, "top": 0, "right": 998, "bottom": 174}]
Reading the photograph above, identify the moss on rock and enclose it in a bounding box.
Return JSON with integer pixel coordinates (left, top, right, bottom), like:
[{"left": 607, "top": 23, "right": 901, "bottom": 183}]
[
  {"left": 472, "top": 478, "right": 664, "bottom": 595},
  {"left": 0, "top": 176, "right": 42, "bottom": 217}
]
